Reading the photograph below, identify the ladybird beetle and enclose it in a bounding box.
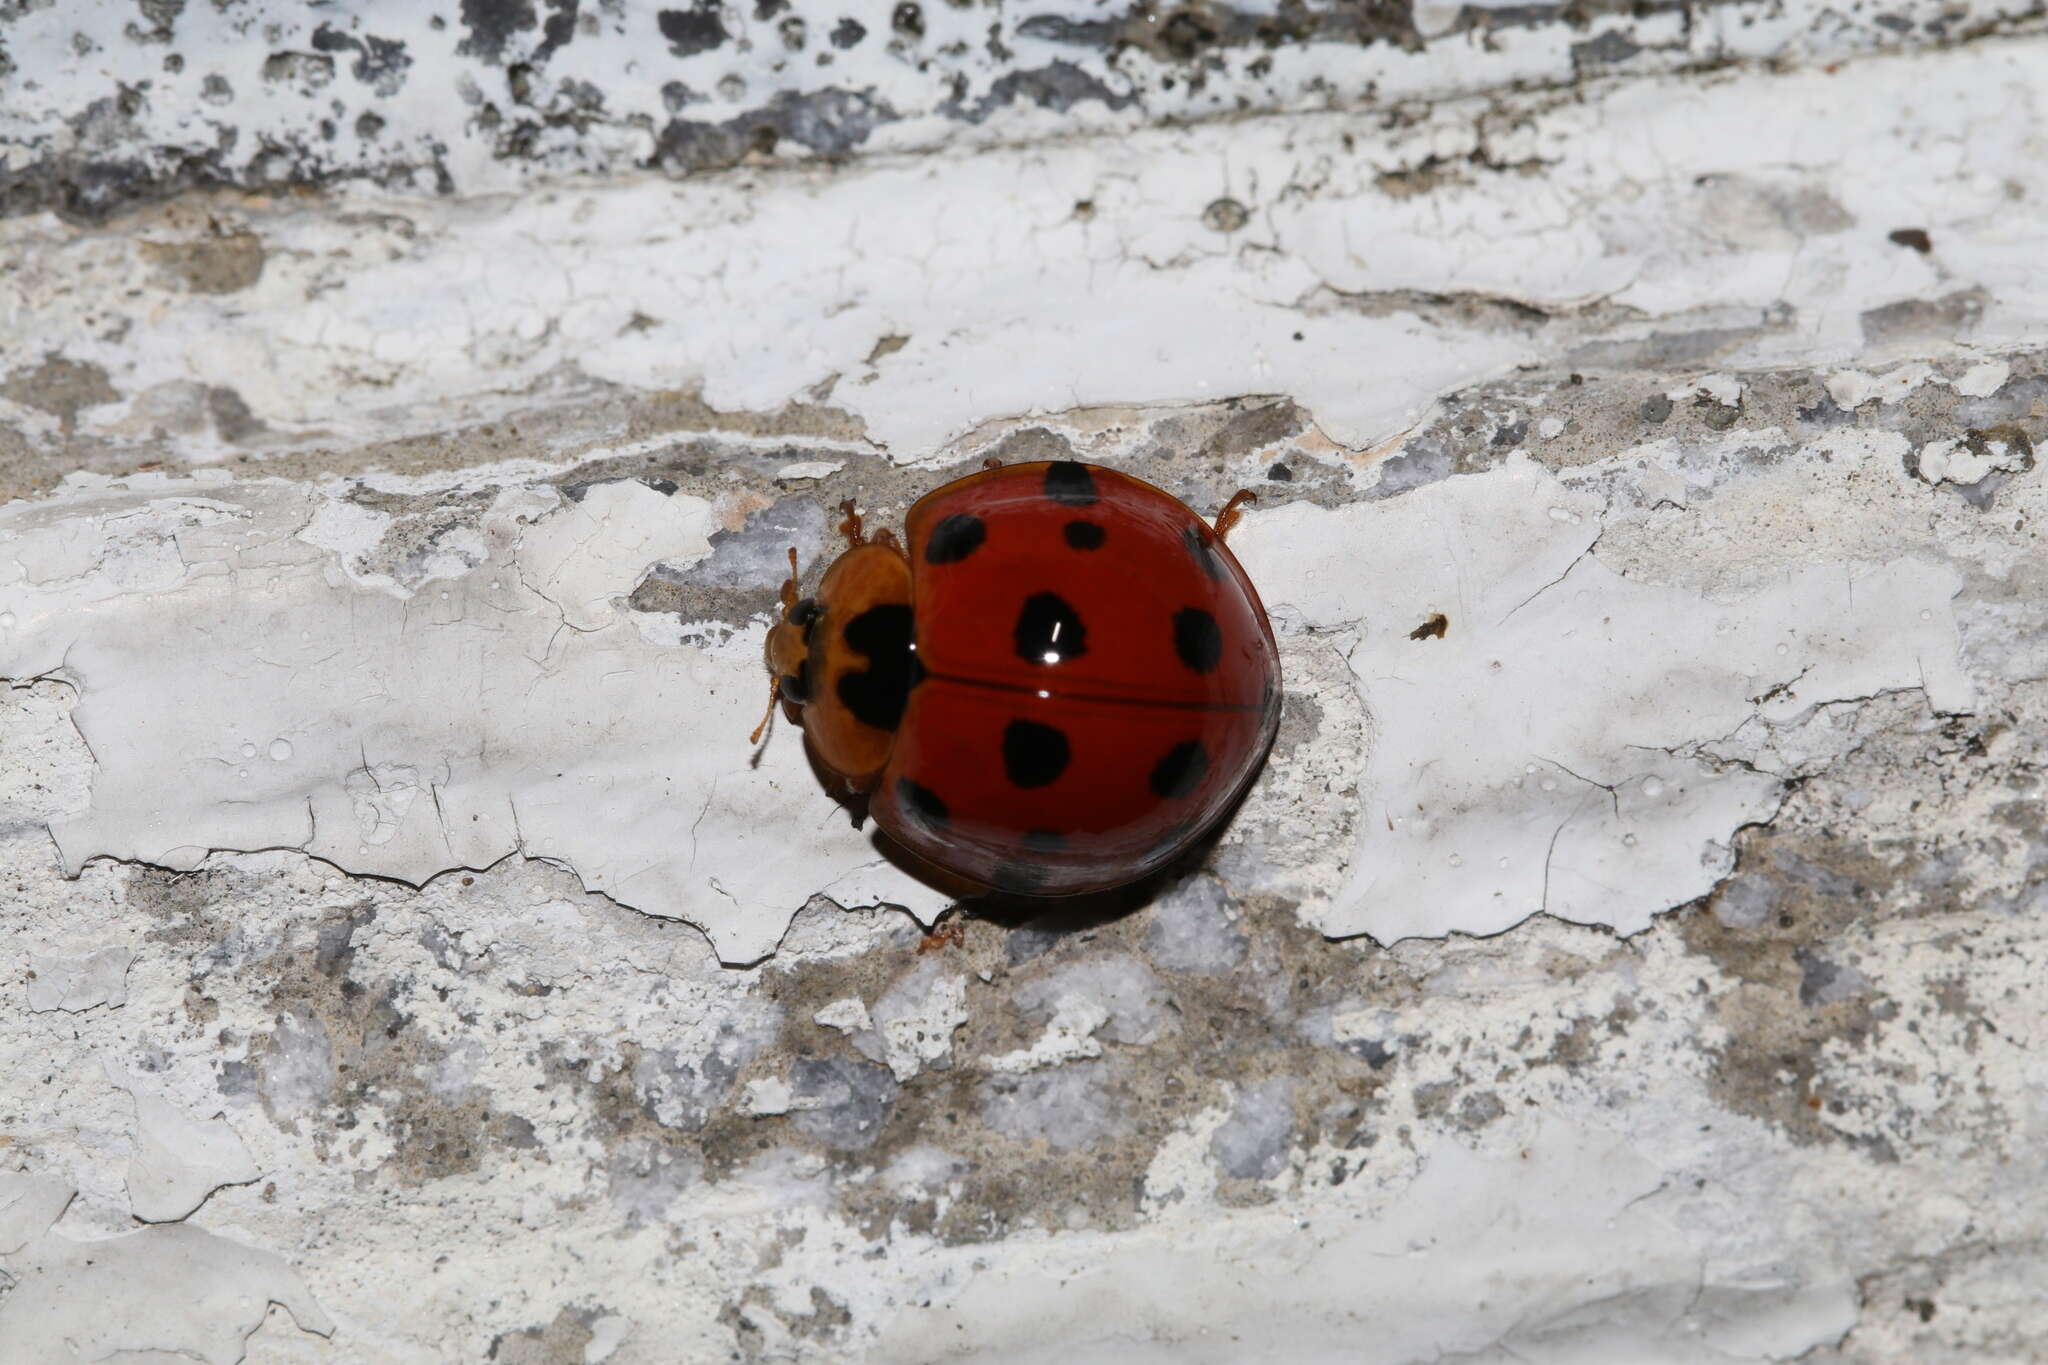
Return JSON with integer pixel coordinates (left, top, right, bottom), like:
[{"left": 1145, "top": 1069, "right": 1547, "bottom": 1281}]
[{"left": 759, "top": 460, "right": 1281, "bottom": 896}]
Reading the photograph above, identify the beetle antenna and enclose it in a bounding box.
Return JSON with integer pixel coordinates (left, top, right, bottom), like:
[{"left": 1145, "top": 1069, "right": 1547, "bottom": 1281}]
[
  {"left": 749, "top": 674, "right": 781, "bottom": 746},
  {"left": 1213, "top": 488, "right": 1258, "bottom": 542}
]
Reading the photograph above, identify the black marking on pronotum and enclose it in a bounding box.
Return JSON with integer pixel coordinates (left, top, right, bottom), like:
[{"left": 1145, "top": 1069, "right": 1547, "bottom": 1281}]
[
  {"left": 1014, "top": 592, "right": 1088, "bottom": 665},
  {"left": 1044, "top": 461, "right": 1099, "bottom": 506},
  {"left": 837, "top": 604, "right": 915, "bottom": 730},
  {"left": 1150, "top": 740, "right": 1209, "bottom": 799},
  {"left": 1001, "top": 719, "right": 1071, "bottom": 788},
  {"left": 897, "top": 777, "right": 949, "bottom": 827},
  {"left": 1182, "top": 524, "right": 1224, "bottom": 581},
  {"left": 790, "top": 597, "right": 821, "bottom": 643},
  {"left": 1063, "top": 520, "right": 1105, "bottom": 550},
  {"left": 1173, "top": 608, "right": 1222, "bottom": 673},
  {"left": 925, "top": 513, "right": 987, "bottom": 564}
]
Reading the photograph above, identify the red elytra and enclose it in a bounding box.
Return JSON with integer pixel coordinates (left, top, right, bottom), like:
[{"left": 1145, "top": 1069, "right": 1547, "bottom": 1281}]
[{"left": 761, "top": 459, "right": 1281, "bottom": 895}]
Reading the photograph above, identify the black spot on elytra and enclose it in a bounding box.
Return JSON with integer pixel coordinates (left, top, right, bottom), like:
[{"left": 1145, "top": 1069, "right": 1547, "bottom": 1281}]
[
  {"left": 1022, "top": 829, "right": 1067, "bottom": 852},
  {"left": 1183, "top": 524, "right": 1224, "bottom": 581},
  {"left": 925, "top": 513, "right": 986, "bottom": 564},
  {"left": 897, "top": 778, "right": 948, "bottom": 827},
  {"left": 1002, "top": 720, "right": 1070, "bottom": 788},
  {"left": 1173, "top": 608, "right": 1222, "bottom": 673},
  {"left": 837, "top": 604, "right": 914, "bottom": 730},
  {"left": 1150, "top": 740, "right": 1209, "bottom": 800},
  {"left": 658, "top": 1, "right": 729, "bottom": 55},
  {"left": 1063, "top": 520, "right": 1105, "bottom": 550},
  {"left": 1044, "top": 461, "right": 1098, "bottom": 506},
  {"left": 1015, "top": 593, "right": 1088, "bottom": 665}
]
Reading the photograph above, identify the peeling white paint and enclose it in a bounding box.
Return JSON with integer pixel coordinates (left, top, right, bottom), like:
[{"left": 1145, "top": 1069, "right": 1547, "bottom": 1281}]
[
  {"left": 862, "top": 961, "right": 969, "bottom": 1083},
  {"left": 0, "top": 476, "right": 949, "bottom": 965},
  {"left": 878, "top": 1119, "right": 1858, "bottom": 1361},
  {"left": 984, "top": 999, "right": 1112, "bottom": 1074},
  {"left": 116, "top": 1078, "right": 263, "bottom": 1224},
  {"left": 6, "top": 46, "right": 2047, "bottom": 471},
  {"left": 0, "top": 1176, "right": 72, "bottom": 1256},
  {"left": 1234, "top": 453, "right": 1972, "bottom": 943},
  {"left": 1826, "top": 362, "right": 1939, "bottom": 410},
  {"left": 24, "top": 947, "right": 131, "bottom": 1013},
  {"left": 774, "top": 460, "right": 845, "bottom": 481},
  {"left": 814, "top": 998, "right": 873, "bottom": 1034},
  {"left": 0, "top": 1215, "right": 334, "bottom": 1363}
]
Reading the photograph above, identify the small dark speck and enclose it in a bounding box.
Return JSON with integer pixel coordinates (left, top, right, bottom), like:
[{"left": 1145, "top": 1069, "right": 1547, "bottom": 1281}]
[
  {"left": 1889, "top": 227, "right": 1933, "bottom": 253},
  {"left": 1409, "top": 613, "right": 1448, "bottom": 641},
  {"left": 892, "top": 2, "right": 924, "bottom": 37},
  {"left": 1266, "top": 461, "right": 1293, "bottom": 482},
  {"left": 1202, "top": 197, "right": 1250, "bottom": 233},
  {"left": 1697, "top": 397, "right": 1740, "bottom": 431},
  {"left": 1640, "top": 394, "right": 1674, "bottom": 424},
  {"left": 830, "top": 17, "right": 866, "bottom": 47},
  {"left": 1291, "top": 331, "right": 1304, "bottom": 341}
]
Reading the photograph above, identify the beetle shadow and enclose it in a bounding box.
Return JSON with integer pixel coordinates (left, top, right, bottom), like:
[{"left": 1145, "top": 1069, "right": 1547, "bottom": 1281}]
[
  {"left": 800, "top": 733, "right": 874, "bottom": 829},
  {"left": 866, "top": 816, "right": 1237, "bottom": 940}
]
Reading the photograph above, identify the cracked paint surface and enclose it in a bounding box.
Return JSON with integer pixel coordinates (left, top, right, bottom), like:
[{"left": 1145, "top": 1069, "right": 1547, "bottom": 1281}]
[{"left": 3, "top": 9, "right": 2048, "bottom": 1365}]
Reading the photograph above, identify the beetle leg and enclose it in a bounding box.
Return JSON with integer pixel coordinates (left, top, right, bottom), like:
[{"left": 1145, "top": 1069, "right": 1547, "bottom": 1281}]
[
  {"left": 981, "top": 457, "right": 1003, "bottom": 471},
  {"left": 837, "top": 498, "right": 866, "bottom": 547},
  {"left": 778, "top": 546, "right": 800, "bottom": 617},
  {"left": 1212, "top": 488, "right": 1258, "bottom": 542},
  {"left": 870, "top": 527, "right": 904, "bottom": 554}
]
